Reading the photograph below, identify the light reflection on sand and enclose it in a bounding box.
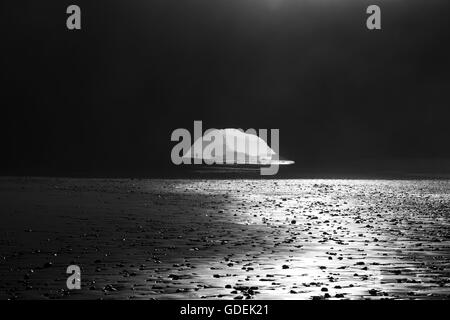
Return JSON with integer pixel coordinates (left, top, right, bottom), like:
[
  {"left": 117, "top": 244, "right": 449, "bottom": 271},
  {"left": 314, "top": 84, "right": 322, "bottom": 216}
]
[{"left": 0, "top": 178, "right": 449, "bottom": 299}]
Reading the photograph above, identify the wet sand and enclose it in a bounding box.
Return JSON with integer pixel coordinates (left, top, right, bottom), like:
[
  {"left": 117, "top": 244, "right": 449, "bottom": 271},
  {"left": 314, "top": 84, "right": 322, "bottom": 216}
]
[{"left": 0, "top": 177, "right": 449, "bottom": 300}]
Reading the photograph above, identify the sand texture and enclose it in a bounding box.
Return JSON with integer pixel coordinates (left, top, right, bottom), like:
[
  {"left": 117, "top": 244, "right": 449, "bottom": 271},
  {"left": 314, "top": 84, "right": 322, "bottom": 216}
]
[{"left": 1, "top": 177, "right": 449, "bottom": 300}]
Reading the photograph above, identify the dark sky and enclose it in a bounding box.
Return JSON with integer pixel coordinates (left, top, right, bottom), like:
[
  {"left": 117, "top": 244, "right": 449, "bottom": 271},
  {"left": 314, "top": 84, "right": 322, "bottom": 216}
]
[{"left": 1, "top": 0, "right": 450, "bottom": 177}]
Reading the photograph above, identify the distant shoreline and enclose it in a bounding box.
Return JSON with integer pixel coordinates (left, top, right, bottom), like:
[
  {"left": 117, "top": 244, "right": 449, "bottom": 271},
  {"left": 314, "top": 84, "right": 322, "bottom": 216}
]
[{"left": 1, "top": 174, "right": 450, "bottom": 181}]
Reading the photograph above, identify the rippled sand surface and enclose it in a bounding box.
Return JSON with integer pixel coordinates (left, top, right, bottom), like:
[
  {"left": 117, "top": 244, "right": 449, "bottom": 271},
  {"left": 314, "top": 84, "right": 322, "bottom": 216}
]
[{"left": 1, "top": 177, "right": 449, "bottom": 300}]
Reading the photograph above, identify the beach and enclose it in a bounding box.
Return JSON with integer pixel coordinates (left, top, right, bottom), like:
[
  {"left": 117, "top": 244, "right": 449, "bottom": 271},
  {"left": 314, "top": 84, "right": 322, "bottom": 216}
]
[{"left": 0, "top": 177, "right": 449, "bottom": 300}]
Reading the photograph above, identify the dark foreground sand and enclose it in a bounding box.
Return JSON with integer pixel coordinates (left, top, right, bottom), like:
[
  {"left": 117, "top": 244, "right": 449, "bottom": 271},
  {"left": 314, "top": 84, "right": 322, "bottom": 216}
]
[{"left": 0, "top": 177, "right": 449, "bottom": 300}]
